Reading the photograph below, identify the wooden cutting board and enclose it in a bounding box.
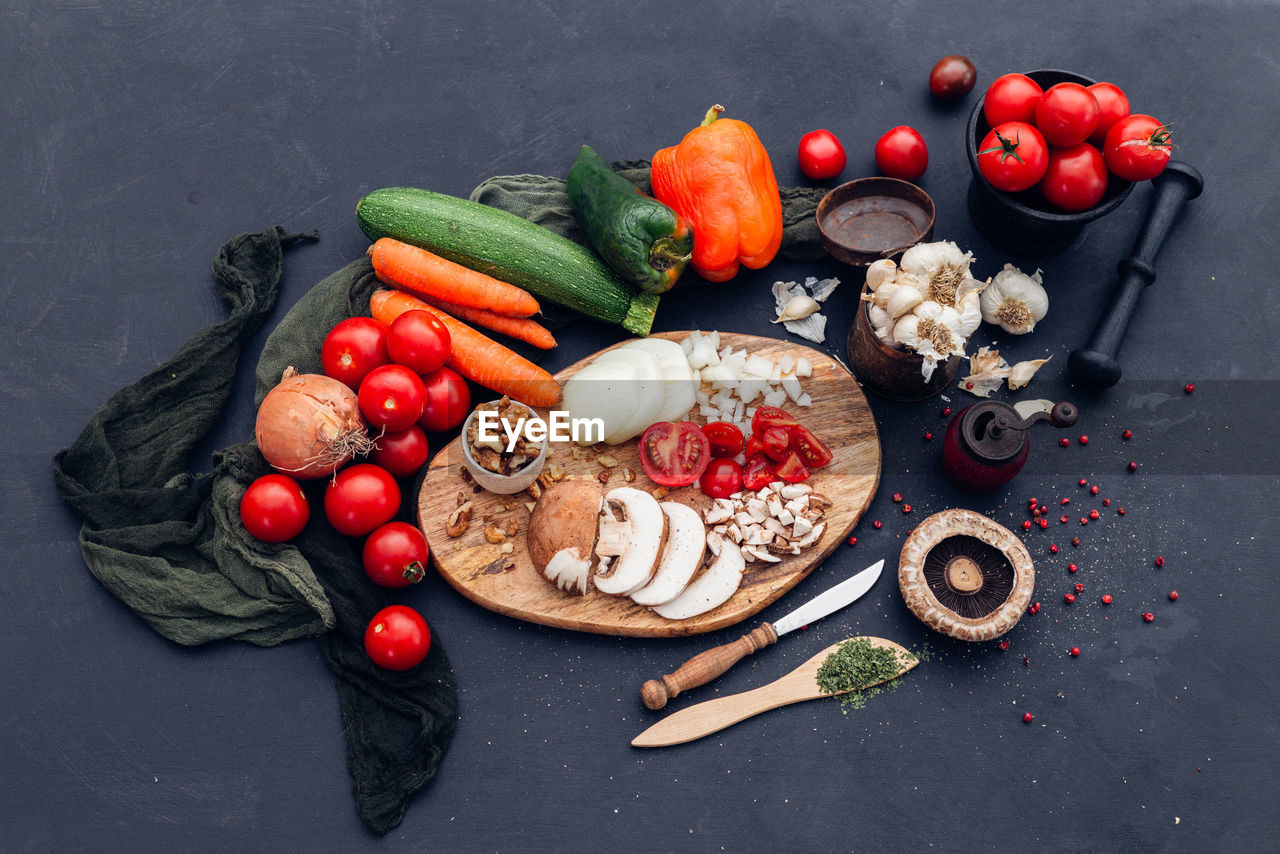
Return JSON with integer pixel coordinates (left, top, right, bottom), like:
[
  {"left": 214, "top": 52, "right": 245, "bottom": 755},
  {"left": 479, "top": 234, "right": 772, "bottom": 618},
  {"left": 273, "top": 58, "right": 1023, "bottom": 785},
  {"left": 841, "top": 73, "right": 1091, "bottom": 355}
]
[{"left": 418, "top": 331, "right": 880, "bottom": 637}]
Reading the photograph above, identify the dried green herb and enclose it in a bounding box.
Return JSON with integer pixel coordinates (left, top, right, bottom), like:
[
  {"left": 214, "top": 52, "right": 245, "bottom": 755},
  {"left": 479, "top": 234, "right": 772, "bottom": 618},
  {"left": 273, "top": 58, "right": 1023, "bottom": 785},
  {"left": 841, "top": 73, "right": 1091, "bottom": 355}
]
[{"left": 814, "top": 638, "right": 919, "bottom": 713}]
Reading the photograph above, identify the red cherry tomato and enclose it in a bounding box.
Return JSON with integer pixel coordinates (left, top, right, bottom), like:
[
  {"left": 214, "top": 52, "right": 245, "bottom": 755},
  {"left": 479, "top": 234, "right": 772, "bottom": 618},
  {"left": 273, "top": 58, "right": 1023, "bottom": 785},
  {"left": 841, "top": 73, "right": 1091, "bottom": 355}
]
[
  {"left": 983, "top": 73, "right": 1043, "bottom": 126},
  {"left": 976, "top": 121, "right": 1049, "bottom": 192},
  {"left": 751, "top": 406, "right": 798, "bottom": 436},
  {"left": 1086, "top": 82, "right": 1131, "bottom": 146},
  {"left": 240, "top": 473, "right": 309, "bottom": 542},
  {"left": 1039, "top": 143, "right": 1109, "bottom": 212},
  {"left": 788, "top": 424, "right": 834, "bottom": 469},
  {"left": 701, "top": 421, "right": 745, "bottom": 458},
  {"left": 1103, "top": 114, "right": 1173, "bottom": 181},
  {"left": 742, "top": 454, "right": 778, "bottom": 491},
  {"left": 759, "top": 426, "right": 792, "bottom": 463},
  {"left": 324, "top": 463, "right": 401, "bottom": 537},
  {"left": 874, "top": 126, "right": 928, "bottom": 181},
  {"left": 774, "top": 451, "right": 811, "bottom": 484},
  {"left": 797, "top": 129, "right": 847, "bottom": 180},
  {"left": 928, "top": 55, "right": 977, "bottom": 101},
  {"left": 358, "top": 364, "right": 426, "bottom": 432},
  {"left": 386, "top": 310, "right": 451, "bottom": 375},
  {"left": 321, "top": 317, "right": 388, "bottom": 390},
  {"left": 362, "top": 521, "right": 429, "bottom": 588},
  {"left": 699, "top": 458, "right": 744, "bottom": 499},
  {"left": 368, "top": 425, "right": 430, "bottom": 479},
  {"left": 418, "top": 366, "right": 471, "bottom": 433},
  {"left": 1034, "top": 82, "right": 1100, "bottom": 147},
  {"left": 364, "top": 605, "right": 431, "bottom": 671},
  {"left": 743, "top": 434, "right": 765, "bottom": 460},
  {"left": 637, "top": 421, "right": 711, "bottom": 488}
]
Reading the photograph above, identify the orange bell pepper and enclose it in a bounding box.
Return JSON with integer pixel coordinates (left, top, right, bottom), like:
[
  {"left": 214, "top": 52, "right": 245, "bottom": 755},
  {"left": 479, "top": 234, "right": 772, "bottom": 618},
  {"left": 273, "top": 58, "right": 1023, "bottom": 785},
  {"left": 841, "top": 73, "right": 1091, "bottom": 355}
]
[{"left": 651, "top": 105, "right": 783, "bottom": 283}]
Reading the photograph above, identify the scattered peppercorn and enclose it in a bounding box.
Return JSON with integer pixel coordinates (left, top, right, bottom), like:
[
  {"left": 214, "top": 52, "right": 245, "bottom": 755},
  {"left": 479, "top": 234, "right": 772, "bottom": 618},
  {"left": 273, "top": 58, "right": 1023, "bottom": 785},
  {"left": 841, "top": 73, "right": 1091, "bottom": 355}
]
[
  {"left": 1071, "top": 537, "right": 1081, "bottom": 547},
  {"left": 892, "top": 493, "right": 903, "bottom": 503},
  {"left": 1038, "top": 518, "right": 1049, "bottom": 529},
  {"left": 872, "top": 520, "right": 882, "bottom": 529},
  {"left": 902, "top": 504, "right": 913, "bottom": 514},
  {"left": 1101, "top": 594, "right": 1113, "bottom": 605},
  {"left": 1028, "top": 497, "right": 1038, "bottom": 507},
  {"left": 1117, "top": 507, "right": 1127, "bottom": 515},
  {"left": 1127, "top": 461, "right": 1138, "bottom": 472},
  {"left": 1080, "top": 517, "right": 1089, "bottom": 526},
  {"left": 1023, "top": 712, "right": 1033, "bottom": 723},
  {"left": 998, "top": 640, "right": 1010, "bottom": 651},
  {"left": 941, "top": 406, "right": 952, "bottom": 417},
  {"left": 1090, "top": 485, "right": 1099, "bottom": 495},
  {"left": 1122, "top": 429, "right": 1132, "bottom": 440},
  {"left": 1022, "top": 520, "right": 1033, "bottom": 531},
  {"left": 1050, "top": 544, "right": 1059, "bottom": 554},
  {"left": 1023, "top": 656, "right": 1030, "bottom": 667},
  {"left": 1060, "top": 438, "right": 1070, "bottom": 447},
  {"left": 923, "top": 431, "right": 933, "bottom": 441},
  {"left": 1155, "top": 556, "right": 1165, "bottom": 567},
  {"left": 1169, "top": 590, "right": 1179, "bottom": 601},
  {"left": 1064, "top": 593, "right": 1076, "bottom": 604},
  {"left": 848, "top": 535, "right": 857, "bottom": 546},
  {"left": 1143, "top": 612, "right": 1155, "bottom": 622},
  {"left": 1074, "top": 583, "right": 1084, "bottom": 593},
  {"left": 1060, "top": 514, "right": 1070, "bottom": 524},
  {"left": 1184, "top": 383, "right": 1195, "bottom": 394},
  {"left": 1070, "top": 647, "right": 1081, "bottom": 657},
  {"left": 1079, "top": 435, "right": 1089, "bottom": 445},
  {"left": 1079, "top": 478, "right": 1088, "bottom": 487},
  {"left": 1068, "top": 563, "right": 1078, "bottom": 573},
  {"left": 1103, "top": 498, "right": 1111, "bottom": 507},
  {"left": 1029, "top": 602, "right": 1041, "bottom": 615},
  {"left": 1089, "top": 509, "right": 1100, "bottom": 520}
]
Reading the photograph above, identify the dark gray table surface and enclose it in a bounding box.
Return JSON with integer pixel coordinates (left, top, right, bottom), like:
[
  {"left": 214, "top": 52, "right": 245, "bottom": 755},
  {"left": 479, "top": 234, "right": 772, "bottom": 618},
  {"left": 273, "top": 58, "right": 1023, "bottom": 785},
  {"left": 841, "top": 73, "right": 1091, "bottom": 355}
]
[{"left": 5, "top": 2, "right": 1278, "bottom": 851}]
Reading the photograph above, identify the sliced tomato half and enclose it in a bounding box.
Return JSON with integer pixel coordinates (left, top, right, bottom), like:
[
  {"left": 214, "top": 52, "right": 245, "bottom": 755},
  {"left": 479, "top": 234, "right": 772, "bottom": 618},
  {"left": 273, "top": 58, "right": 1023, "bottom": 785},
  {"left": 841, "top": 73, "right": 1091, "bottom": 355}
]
[
  {"left": 742, "top": 454, "right": 778, "bottom": 491},
  {"left": 789, "top": 424, "right": 833, "bottom": 469},
  {"left": 638, "top": 421, "right": 711, "bottom": 488},
  {"left": 760, "top": 426, "right": 792, "bottom": 463},
  {"left": 774, "top": 451, "right": 811, "bottom": 484},
  {"left": 751, "top": 405, "right": 798, "bottom": 436}
]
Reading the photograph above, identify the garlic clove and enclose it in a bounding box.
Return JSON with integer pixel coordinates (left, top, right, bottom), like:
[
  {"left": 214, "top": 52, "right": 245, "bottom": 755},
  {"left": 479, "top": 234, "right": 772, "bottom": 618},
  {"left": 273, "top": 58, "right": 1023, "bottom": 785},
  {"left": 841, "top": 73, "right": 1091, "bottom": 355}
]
[
  {"left": 1008, "top": 357, "right": 1052, "bottom": 390},
  {"left": 957, "top": 290, "right": 983, "bottom": 338},
  {"left": 772, "top": 294, "right": 821, "bottom": 323},
  {"left": 865, "top": 258, "right": 898, "bottom": 292},
  {"left": 869, "top": 304, "right": 896, "bottom": 346},
  {"left": 885, "top": 283, "right": 923, "bottom": 318}
]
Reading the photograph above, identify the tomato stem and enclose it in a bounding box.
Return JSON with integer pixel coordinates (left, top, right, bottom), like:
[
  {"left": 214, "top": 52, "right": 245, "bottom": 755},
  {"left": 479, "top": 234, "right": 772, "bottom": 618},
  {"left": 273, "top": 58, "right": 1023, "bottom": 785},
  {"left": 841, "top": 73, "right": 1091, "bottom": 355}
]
[{"left": 977, "top": 129, "right": 1026, "bottom": 165}]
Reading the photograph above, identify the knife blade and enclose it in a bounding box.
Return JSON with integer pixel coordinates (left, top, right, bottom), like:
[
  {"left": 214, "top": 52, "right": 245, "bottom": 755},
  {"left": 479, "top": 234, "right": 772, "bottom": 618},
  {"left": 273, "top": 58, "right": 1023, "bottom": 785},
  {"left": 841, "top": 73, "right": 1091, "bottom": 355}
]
[{"left": 639, "top": 559, "right": 885, "bottom": 710}]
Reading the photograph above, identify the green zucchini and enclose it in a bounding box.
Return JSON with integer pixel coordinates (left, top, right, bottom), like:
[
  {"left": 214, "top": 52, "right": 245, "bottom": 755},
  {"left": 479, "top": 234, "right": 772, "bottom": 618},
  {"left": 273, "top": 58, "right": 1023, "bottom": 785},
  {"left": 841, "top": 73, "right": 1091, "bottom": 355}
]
[
  {"left": 567, "top": 145, "right": 692, "bottom": 294},
  {"left": 356, "top": 187, "right": 659, "bottom": 336}
]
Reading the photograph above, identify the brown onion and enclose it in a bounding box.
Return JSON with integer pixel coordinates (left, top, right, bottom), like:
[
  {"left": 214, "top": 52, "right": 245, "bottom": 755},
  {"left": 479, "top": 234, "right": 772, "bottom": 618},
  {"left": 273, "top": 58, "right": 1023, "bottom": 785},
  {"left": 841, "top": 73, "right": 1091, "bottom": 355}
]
[{"left": 255, "top": 367, "right": 372, "bottom": 479}]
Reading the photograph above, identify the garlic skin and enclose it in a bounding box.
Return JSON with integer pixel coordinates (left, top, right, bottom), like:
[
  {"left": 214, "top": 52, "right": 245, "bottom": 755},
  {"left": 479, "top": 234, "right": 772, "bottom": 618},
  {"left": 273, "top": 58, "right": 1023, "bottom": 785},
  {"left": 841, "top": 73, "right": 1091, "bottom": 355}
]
[
  {"left": 980, "top": 264, "right": 1048, "bottom": 335},
  {"left": 958, "top": 346, "right": 1011, "bottom": 398},
  {"left": 772, "top": 294, "right": 821, "bottom": 324}
]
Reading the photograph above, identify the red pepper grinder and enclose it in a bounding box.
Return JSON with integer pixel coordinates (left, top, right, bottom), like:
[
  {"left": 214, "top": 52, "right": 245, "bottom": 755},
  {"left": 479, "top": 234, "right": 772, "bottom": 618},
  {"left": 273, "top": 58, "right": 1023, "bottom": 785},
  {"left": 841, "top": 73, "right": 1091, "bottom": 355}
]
[{"left": 942, "top": 400, "right": 1078, "bottom": 492}]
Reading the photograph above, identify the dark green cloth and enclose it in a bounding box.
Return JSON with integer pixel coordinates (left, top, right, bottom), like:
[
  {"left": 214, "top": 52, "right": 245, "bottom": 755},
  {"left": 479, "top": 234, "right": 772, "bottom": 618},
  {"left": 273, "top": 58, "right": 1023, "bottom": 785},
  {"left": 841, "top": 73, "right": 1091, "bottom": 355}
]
[
  {"left": 469, "top": 159, "right": 831, "bottom": 267},
  {"left": 52, "top": 228, "right": 455, "bottom": 835}
]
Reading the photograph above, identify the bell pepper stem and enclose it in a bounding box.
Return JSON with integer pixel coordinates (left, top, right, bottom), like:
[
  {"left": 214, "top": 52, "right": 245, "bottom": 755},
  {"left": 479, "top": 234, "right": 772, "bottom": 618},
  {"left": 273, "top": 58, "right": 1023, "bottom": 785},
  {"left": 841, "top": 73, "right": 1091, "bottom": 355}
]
[
  {"left": 649, "top": 237, "right": 692, "bottom": 272},
  {"left": 701, "top": 104, "right": 725, "bottom": 126}
]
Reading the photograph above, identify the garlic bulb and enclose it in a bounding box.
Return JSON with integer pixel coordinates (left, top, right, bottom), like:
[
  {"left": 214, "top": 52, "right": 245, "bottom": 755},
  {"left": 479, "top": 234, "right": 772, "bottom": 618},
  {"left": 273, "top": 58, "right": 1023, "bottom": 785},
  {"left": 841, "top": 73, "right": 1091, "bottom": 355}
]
[
  {"left": 865, "top": 259, "right": 898, "bottom": 292},
  {"left": 980, "top": 264, "right": 1048, "bottom": 335},
  {"left": 900, "top": 241, "right": 985, "bottom": 307},
  {"left": 772, "top": 294, "right": 821, "bottom": 323}
]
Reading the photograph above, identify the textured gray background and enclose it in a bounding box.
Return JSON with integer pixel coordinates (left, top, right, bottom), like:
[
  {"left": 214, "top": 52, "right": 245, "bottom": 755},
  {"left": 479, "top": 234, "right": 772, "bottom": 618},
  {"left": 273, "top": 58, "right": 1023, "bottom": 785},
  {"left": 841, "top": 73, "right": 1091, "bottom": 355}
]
[{"left": 4, "top": 1, "right": 1278, "bottom": 851}]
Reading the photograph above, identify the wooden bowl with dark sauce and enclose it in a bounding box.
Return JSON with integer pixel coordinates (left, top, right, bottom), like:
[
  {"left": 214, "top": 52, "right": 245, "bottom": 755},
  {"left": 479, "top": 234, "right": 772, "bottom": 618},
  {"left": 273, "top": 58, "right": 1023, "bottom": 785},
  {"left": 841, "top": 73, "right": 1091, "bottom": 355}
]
[{"left": 816, "top": 178, "right": 935, "bottom": 267}]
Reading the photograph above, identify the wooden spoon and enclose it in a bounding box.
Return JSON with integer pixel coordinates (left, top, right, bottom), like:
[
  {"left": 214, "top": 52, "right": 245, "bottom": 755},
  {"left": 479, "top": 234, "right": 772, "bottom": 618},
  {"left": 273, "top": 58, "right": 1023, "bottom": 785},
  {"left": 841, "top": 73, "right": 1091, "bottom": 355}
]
[{"left": 632, "top": 637, "right": 918, "bottom": 748}]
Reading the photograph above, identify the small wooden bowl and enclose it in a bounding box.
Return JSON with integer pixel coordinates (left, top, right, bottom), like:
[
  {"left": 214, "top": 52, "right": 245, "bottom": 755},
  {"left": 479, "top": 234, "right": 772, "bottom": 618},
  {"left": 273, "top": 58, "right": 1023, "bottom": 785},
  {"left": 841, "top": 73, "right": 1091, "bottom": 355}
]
[{"left": 816, "top": 178, "right": 936, "bottom": 267}]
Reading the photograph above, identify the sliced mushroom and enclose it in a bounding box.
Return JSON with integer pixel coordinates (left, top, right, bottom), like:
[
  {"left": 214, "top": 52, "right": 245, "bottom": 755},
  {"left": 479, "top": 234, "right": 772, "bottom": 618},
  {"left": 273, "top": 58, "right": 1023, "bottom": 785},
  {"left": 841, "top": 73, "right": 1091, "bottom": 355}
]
[
  {"left": 652, "top": 544, "right": 747, "bottom": 620},
  {"left": 631, "top": 503, "right": 707, "bottom": 606},
  {"left": 593, "top": 487, "right": 668, "bottom": 596}
]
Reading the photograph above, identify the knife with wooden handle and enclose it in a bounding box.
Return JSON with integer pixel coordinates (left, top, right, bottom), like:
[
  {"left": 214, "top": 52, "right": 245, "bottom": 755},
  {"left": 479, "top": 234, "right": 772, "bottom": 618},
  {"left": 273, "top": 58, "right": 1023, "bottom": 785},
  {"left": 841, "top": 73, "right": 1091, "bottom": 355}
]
[
  {"left": 640, "top": 559, "right": 884, "bottom": 710},
  {"left": 632, "top": 636, "right": 917, "bottom": 747}
]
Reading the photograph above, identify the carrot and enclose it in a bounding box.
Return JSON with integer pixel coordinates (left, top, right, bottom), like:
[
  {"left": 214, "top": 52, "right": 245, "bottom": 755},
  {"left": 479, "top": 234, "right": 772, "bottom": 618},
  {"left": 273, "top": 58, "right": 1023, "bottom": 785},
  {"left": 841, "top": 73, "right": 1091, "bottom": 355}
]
[
  {"left": 369, "top": 237, "right": 540, "bottom": 318},
  {"left": 370, "top": 289, "right": 561, "bottom": 408},
  {"left": 375, "top": 279, "right": 556, "bottom": 350}
]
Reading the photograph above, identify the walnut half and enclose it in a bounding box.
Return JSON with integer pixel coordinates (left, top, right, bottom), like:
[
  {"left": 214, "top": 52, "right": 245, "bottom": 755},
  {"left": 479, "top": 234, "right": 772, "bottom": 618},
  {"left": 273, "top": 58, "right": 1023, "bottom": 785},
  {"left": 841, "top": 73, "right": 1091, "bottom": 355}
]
[{"left": 445, "top": 502, "right": 473, "bottom": 538}]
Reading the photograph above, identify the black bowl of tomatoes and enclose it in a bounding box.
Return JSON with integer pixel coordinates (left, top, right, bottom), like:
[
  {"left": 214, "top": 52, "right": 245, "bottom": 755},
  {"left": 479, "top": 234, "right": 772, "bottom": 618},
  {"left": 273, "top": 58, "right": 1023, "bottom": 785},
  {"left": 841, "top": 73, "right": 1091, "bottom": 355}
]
[{"left": 965, "top": 69, "right": 1136, "bottom": 256}]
